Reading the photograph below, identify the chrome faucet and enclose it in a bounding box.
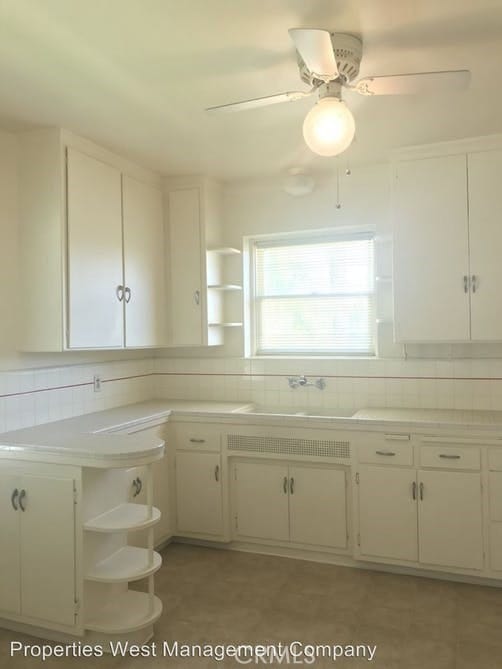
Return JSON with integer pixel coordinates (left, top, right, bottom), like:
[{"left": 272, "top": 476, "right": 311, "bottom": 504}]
[{"left": 288, "top": 375, "right": 326, "bottom": 390}]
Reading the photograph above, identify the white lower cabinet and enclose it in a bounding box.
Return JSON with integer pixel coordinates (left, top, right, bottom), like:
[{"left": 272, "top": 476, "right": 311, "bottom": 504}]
[
  {"left": 358, "top": 465, "right": 418, "bottom": 562},
  {"left": 233, "top": 460, "right": 347, "bottom": 550},
  {"left": 175, "top": 451, "right": 224, "bottom": 538},
  {"left": 357, "top": 463, "right": 484, "bottom": 572},
  {"left": 0, "top": 468, "right": 77, "bottom": 627},
  {"left": 418, "top": 470, "right": 483, "bottom": 570}
]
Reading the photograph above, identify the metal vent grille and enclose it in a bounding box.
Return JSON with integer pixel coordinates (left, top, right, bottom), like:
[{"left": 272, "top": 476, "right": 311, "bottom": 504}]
[{"left": 227, "top": 434, "right": 350, "bottom": 459}]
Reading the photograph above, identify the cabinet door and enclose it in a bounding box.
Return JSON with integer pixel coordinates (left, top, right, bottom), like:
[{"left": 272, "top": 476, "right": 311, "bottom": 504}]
[
  {"left": 66, "top": 148, "right": 124, "bottom": 348},
  {"left": 20, "top": 475, "right": 76, "bottom": 626},
  {"left": 393, "top": 154, "right": 470, "bottom": 342},
  {"left": 418, "top": 470, "right": 483, "bottom": 570},
  {"left": 122, "top": 176, "right": 167, "bottom": 347},
  {"left": 468, "top": 150, "right": 502, "bottom": 340},
  {"left": 358, "top": 465, "right": 418, "bottom": 562},
  {"left": 233, "top": 461, "right": 289, "bottom": 542},
  {"left": 168, "top": 188, "right": 205, "bottom": 346},
  {"left": 0, "top": 475, "right": 21, "bottom": 615},
  {"left": 289, "top": 466, "right": 347, "bottom": 549},
  {"left": 175, "top": 451, "right": 223, "bottom": 537}
]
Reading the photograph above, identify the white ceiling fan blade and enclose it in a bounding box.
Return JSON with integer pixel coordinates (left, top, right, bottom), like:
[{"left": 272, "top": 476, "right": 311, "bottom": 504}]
[
  {"left": 206, "top": 90, "right": 314, "bottom": 113},
  {"left": 354, "top": 70, "right": 470, "bottom": 96},
  {"left": 288, "top": 28, "right": 338, "bottom": 81}
]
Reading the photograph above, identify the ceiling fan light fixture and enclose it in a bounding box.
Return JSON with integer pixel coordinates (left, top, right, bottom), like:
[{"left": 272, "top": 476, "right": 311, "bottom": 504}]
[{"left": 302, "top": 97, "right": 355, "bottom": 157}]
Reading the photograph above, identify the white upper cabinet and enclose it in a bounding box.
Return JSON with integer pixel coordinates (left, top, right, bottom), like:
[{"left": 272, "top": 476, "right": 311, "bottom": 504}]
[
  {"left": 18, "top": 129, "right": 166, "bottom": 351},
  {"left": 122, "top": 176, "right": 166, "bottom": 348},
  {"left": 67, "top": 149, "right": 124, "bottom": 349},
  {"left": 393, "top": 154, "right": 470, "bottom": 342},
  {"left": 467, "top": 150, "right": 502, "bottom": 341},
  {"left": 167, "top": 187, "right": 205, "bottom": 347},
  {"left": 393, "top": 140, "right": 502, "bottom": 343}
]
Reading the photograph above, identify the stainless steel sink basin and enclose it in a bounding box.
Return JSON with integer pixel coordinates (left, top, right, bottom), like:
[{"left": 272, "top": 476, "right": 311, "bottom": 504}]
[{"left": 237, "top": 406, "right": 356, "bottom": 418}]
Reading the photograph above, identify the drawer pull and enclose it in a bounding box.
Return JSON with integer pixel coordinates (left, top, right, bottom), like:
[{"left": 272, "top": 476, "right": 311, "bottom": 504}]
[
  {"left": 439, "top": 454, "right": 461, "bottom": 460},
  {"left": 376, "top": 450, "right": 396, "bottom": 456},
  {"left": 189, "top": 438, "right": 206, "bottom": 443}
]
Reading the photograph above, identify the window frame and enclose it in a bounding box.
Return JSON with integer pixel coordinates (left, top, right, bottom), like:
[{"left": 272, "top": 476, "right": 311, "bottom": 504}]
[{"left": 246, "top": 228, "right": 376, "bottom": 358}]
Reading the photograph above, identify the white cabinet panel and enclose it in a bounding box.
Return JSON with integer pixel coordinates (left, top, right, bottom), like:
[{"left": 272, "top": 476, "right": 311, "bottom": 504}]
[
  {"left": 234, "top": 462, "right": 289, "bottom": 542},
  {"left": 289, "top": 466, "right": 347, "bottom": 549},
  {"left": 168, "top": 188, "right": 204, "bottom": 346},
  {"left": 393, "top": 154, "right": 470, "bottom": 342},
  {"left": 0, "top": 475, "right": 21, "bottom": 616},
  {"left": 122, "top": 176, "right": 166, "bottom": 347},
  {"left": 175, "top": 451, "right": 223, "bottom": 537},
  {"left": 418, "top": 470, "right": 483, "bottom": 570},
  {"left": 67, "top": 148, "right": 124, "bottom": 348},
  {"left": 20, "top": 475, "right": 76, "bottom": 625},
  {"left": 358, "top": 465, "right": 418, "bottom": 562},
  {"left": 468, "top": 150, "right": 502, "bottom": 340}
]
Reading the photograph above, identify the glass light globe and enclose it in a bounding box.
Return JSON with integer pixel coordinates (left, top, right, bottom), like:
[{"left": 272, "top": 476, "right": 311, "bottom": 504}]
[{"left": 303, "top": 97, "right": 355, "bottom": 157}]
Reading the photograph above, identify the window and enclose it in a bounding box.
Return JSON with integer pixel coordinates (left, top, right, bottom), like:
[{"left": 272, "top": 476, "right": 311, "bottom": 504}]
[{"left": 251, "top": 232, "right": 375, "bottom": 356}]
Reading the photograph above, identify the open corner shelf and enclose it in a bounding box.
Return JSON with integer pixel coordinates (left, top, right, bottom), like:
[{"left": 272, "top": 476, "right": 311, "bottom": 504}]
[
  {"left": 207, "top": 246, "right": 241, "bottom": 255},
  {"left": 86, "top": 546, "right": 162, "bottom": 583},
  {"left": 85, "top": 591, "right": 163, "bottom": 634},
  {"left": 84, "top": 503, "right": 161, "bottom": 533}
]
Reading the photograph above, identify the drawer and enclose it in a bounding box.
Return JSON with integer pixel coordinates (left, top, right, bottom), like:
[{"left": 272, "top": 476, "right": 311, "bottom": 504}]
[
  {"left": 419, "top": 444, "right": 480, "bottom": 470},
  {"left": 488, "top": 449, "right": 502, "bottom": 471},
  {"left": 173, "top": 424, "right": 221, "bottom": 452},
  {"left": 358, "top": 434, "right": 413, "bottom": 466}
]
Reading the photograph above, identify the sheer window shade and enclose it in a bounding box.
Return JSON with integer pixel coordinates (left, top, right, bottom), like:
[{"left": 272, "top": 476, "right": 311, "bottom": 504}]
[{"left": 254, "top": 234, "right": 375, "bottom": 355}]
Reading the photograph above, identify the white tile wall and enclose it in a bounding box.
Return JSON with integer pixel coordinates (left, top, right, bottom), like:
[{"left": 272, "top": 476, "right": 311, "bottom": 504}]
[
  {"left": 154, "top": 356, "right": 502, "bottom": 412},
  {"left": 0, "top": 358, "right": 155, "bottom": 432}
]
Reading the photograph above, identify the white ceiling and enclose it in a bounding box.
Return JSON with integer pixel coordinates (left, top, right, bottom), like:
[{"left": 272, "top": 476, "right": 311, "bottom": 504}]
[{"left": 1, "top": 0, "right": 502, "bottom": 179}]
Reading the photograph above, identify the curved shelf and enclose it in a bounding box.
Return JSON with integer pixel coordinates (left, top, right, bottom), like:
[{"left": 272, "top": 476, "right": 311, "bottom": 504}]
[
  {"left": 207, "top": 247, "right": 241, "bottom": 255},
  {"left": 85, "top": 591, "right": 162, "bottom": 634},
  {"left": 84, "top": 503, "right": 160, "bottom": 533},
  {"left": 207, "top": 284, "right": 242, "bottom": 291},
  {"left": 86, "top": 546, "right": 162, "bottom": 583}
]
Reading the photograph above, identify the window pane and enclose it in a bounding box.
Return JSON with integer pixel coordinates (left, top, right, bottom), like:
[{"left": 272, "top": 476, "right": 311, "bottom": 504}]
[
  {"left": 253, "top": 234, "right": 375, "bottom": 356},
  {"left": 256, "top": 238, "right": 374, "bottom": 296},
  {"left": 257, "top": 296, "right": 375, "bottom": 354}
]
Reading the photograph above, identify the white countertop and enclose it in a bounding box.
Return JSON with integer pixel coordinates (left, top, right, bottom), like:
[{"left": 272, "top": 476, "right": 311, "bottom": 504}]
[
  {"left": 0, "top": 400, "right": 252, "bottom": 467},
  {"left": 2, "top": 399, "right": 502, "bottom": 468}
]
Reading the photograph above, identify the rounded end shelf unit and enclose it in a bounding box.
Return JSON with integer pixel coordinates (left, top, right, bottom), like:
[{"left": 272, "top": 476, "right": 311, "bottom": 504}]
[{"left": 83, "top": 462, "right": 163, "bottom": 641}]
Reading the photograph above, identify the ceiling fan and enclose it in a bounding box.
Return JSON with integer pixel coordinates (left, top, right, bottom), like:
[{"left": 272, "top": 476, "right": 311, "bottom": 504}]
[{"left": 206, "top": 29, "right": 470, "bottom": 157}]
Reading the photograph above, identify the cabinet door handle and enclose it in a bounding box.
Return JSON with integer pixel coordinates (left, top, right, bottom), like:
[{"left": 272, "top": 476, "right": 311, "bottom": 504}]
[
  {"left": 11, "top": 488, "right": 19, "bottom": 511},
  {"left": 18, "top": 489, "right": 26, "bottom": 512},
  {"left": 412, "top": 481, "right": 417, "bottom": 501},
  {"left": 194, "top": 290, "right": 200, "bottom": 305},
  {"left": 376, "top": 450, "right": 396, "bottom": 456},
  {"left": 214, "top": 465, "right": 220, "bottom": 482},
  {"left": 116, "top": 285, "right": 124, "bottom": 301},
  {"left": 132, "top": 477, "right": 142, "bottom": 497},
  {"left": 463, "top": 275, "right": 469, "bottom": 293},
  {"left": 124, "top": 287, "right": 132, "bottom": 303},
  {"left": 419, "top": 482, "right": 424, "bottom": 501},
  {"left": 471, "top": 275, "right": 477, "bottom": 293},
  {"left": 290, "top": 477, "right": 295, "bottom": 495},
  {"left": 283, "top": 476, "right": 288, "bottom": 494},
  {"left": 439, "top": 454, "right": 461, "bottom": 460},
  {"left": 189, "top": 438, "right": 206, "bottom": 443}
]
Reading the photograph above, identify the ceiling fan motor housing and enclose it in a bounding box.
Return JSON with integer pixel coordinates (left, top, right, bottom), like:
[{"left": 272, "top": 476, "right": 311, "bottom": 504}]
[{"left": 298, "top": 33, "right": 363, "bottom": 86}]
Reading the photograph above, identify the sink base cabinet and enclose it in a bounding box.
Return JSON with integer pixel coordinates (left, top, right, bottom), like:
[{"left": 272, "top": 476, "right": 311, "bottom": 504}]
[{"left": 232, "top": 460, "right": 348, "bottom": 552}]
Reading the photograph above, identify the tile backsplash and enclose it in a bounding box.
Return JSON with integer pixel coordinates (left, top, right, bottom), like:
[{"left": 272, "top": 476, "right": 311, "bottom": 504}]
[
  {"left": 0, "top": 358, "right": 154, "bottom": 432},
  {"left": 3, "top": 354, "right": 502, "bottom": 433},
  {"left": 154, "top": 356, "right": 502, "bottom": 413}
]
